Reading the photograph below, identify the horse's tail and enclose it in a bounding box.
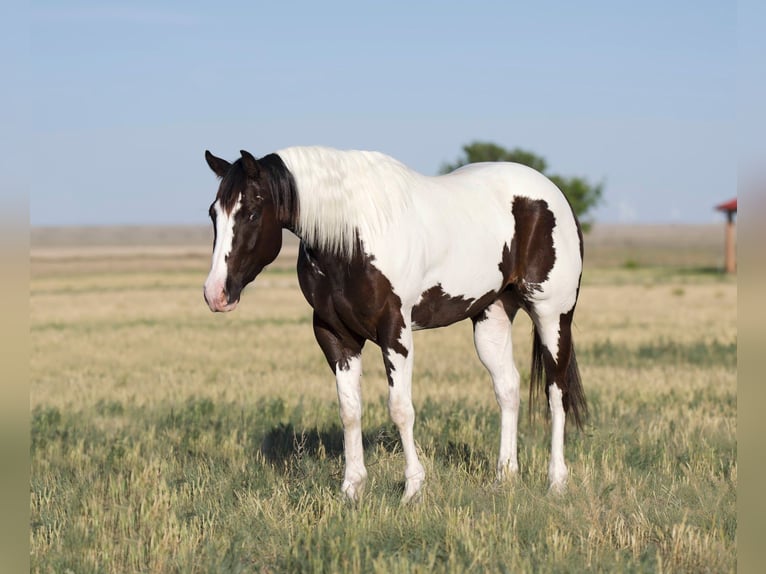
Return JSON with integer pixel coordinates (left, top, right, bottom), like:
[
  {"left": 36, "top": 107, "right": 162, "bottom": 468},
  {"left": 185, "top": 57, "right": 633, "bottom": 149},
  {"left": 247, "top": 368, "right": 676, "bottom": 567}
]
[{"left": 529, "top": 325, "right": 588, "bottom": 430}]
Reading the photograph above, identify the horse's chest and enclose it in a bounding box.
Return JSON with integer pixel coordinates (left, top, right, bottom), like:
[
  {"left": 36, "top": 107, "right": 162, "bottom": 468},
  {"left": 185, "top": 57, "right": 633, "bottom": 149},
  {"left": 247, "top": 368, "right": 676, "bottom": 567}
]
[{"left": 297, "top": 244, "right": 399, "bottom": 340}]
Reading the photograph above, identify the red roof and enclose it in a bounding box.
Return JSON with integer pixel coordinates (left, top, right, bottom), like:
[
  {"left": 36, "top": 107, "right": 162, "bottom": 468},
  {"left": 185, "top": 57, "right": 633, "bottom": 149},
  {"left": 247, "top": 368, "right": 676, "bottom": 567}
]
[{"left": 715, "top": 198, "right": 737, "bottom": 212}]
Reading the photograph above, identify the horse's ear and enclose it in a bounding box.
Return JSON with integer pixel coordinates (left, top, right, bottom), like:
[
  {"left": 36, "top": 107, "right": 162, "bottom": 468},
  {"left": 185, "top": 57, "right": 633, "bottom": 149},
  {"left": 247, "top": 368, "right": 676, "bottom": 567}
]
[
  {"left": 240, "top": 150, "right": 260, "bottom": 178},
  {"left": 205, "top": 150, "right": 231, "bottom": 178}
]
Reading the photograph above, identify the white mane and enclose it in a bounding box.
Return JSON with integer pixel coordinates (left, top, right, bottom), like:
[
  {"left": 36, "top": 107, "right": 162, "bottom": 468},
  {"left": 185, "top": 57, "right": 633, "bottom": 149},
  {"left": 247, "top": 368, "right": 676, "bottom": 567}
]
[{"left": 276, "top": 146, "right": 417, "bottom": 258}]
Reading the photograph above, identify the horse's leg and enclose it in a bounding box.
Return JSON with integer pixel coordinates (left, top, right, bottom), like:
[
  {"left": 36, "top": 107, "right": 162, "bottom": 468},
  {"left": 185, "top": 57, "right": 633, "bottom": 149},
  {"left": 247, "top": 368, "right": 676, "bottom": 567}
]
[
  {"left": 380, "top": 314, "right": 425, "bottom": 503},
  {"left": 532, "top": 306, "right": 580, "bottom": 494},
  {"left": 312, "top": 313, "right": 367, "bottom": 501},
  {"left": 335, "top": 355, "right": 366, "bottom": 501},
  {"left": 472, "top": 299, "right": 520, "bottom": 482}
]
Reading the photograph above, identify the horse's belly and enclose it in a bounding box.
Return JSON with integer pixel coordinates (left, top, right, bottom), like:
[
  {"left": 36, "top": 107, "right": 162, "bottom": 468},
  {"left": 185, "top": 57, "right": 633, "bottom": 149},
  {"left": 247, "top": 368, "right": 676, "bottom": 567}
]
[
  {"left": 371, "top": 217, "right": 509, "bottom": 330},
  {"left": 410, "top": 283, "right": 499, "bottom": 330},
  {"left": 409, "top": 240, "right": 508, "bottom": 330}
]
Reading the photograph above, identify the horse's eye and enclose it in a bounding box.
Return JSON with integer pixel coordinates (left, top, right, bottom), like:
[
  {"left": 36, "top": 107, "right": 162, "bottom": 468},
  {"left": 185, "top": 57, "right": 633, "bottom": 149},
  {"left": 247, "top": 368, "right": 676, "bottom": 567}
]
[{"left": 249, "top": 195, "right": 264, "bottom": 221}]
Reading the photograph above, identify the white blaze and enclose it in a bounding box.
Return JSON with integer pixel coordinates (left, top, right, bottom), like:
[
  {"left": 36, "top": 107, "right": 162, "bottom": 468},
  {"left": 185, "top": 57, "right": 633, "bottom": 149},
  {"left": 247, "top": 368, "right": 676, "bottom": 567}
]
[{"left": 204, "top": 195, "right": 241, "bottom": 310}]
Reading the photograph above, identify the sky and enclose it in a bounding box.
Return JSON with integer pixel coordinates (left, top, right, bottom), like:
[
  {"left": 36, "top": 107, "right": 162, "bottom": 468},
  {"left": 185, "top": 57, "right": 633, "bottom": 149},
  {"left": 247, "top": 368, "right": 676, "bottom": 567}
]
[{"left": 13, "top": 1, "right": 750, "bottom": 225}]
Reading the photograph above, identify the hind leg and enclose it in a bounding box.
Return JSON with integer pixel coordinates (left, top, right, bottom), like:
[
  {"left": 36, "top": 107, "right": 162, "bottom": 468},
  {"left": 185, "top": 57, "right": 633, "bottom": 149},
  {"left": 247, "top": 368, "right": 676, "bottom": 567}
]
[
  {"left": 547, "top": 377, "right": 568, "bottom": 493},
  {"left": 473, "top": 300, "right": 520, "bottom": 482},
  {"left": 533, "top": 307, "right": 576, "bottom": 493}
]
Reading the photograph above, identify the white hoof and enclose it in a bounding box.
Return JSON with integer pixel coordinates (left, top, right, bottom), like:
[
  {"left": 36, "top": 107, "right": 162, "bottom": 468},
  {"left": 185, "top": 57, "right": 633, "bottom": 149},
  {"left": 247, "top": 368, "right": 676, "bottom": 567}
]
[
  {"left": 340, "top": 474, "right": 367, "bottom": 502},
  {"left": 496, "top": 461, "right": 519, "bottom": 483},
  {"left": 401, "top": 470, "right": 425, "bottom": 504},
  {"left": 548, "top": 464, "right": 568, "bottom": 495}
]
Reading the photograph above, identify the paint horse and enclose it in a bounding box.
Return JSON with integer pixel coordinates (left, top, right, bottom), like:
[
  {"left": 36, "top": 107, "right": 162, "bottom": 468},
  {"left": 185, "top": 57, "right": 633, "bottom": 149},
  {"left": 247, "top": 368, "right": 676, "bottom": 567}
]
[{"left": 203, "top": 147, "right": 587, "bottom": 503}]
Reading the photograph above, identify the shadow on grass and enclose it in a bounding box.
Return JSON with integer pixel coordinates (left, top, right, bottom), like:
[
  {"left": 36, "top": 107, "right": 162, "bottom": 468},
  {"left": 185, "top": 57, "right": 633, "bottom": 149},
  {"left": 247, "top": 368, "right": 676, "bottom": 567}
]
[
  {"left": 260, "top": 422, "right": 400, "bottom": 466},
  {"left": 260, "top": 422, "right": 491, "bottom": 476}
]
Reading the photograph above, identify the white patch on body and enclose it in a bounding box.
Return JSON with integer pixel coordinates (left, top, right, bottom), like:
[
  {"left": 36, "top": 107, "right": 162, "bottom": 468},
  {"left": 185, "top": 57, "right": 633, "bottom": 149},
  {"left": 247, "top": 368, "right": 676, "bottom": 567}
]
[{"left": 204, "top": 195, "right": 242, "bottom": 311}]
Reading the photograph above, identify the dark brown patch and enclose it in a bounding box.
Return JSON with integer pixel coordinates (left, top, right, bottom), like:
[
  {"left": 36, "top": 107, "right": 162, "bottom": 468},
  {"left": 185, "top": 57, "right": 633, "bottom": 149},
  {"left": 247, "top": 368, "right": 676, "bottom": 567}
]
[
  {"left": 297, "top": 239, "right": 408, "bottom": 384},
  {"left": 412, "top": 284, "right": 497, "bottom": 329},
  {"left": 500, "top": 197, "right": 557, "bottom": 291},
  {"left": 471, "top": 288, "right": 524, "bottom": 326},
  {"left": 497, "top": 288, "right": 523, "bottom": 321},
  {"left": 224, "top": 199, "right": 284, "bottom": 304},
  {"left": 312, "top": 312, "right": 365, "bottom": 372},
  {"left": 498, "top": 242, "right": 512, "bottom": 283}
]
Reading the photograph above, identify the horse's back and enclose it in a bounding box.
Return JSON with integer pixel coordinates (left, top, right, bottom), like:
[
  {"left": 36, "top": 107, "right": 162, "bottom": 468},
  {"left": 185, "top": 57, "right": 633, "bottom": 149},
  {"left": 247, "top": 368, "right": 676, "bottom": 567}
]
[
  {"left": 438, "top": 162, "right": 583, "bottom": 280},
  {"left": 369, "top": 162, "right": 582, "bottom": 315},
  {"left": 437, "top": 162, "right": 574, "bottom": 215}
]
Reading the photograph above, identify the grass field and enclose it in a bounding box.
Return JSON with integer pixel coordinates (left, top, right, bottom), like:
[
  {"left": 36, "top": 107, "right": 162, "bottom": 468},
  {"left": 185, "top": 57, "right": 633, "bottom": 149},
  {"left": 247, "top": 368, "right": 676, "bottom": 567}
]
[{"left": 30, "top": 225, "right": 736, "bottom": 573}]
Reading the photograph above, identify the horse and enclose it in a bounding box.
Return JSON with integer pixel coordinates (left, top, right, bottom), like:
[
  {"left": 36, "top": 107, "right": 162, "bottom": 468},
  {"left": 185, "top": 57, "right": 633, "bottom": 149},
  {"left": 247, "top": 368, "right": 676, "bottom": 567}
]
[{"left": 202, "top": 146, "right": 587, "bottom": 503}]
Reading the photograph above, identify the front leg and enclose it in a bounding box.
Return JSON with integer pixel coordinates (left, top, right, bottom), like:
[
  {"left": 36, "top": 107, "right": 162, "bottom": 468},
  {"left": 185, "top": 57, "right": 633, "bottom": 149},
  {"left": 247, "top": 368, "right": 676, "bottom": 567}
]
[
  {"left": 312, "top": 313, "right": 367, "bottom": 502},
  {"left": 381, "top": 313, "right": 425, "bottom": 503},
  {"left": 336, "top": 355, "right": 366, "bottom": 501}
]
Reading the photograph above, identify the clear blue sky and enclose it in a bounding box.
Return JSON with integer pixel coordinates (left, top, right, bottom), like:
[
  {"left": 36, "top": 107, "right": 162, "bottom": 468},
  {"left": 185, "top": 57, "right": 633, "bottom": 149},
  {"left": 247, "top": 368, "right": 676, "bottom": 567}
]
[{"left": 20, "top": 1, "right": 743, "bottom": 225}]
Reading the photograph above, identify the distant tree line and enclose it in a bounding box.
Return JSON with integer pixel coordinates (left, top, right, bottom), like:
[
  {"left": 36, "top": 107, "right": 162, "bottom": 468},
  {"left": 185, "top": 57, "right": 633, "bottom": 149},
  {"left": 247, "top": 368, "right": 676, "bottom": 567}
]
[{"left": 441, "top": 141, "right": 604, "bottom": 231}]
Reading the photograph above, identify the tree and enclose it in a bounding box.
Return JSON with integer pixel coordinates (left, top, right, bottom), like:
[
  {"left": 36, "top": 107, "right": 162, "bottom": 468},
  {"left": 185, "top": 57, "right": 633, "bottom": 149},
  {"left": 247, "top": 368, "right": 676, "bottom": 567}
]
[{"left": 440, "top": 141, "right": 603, "bottom": 231}]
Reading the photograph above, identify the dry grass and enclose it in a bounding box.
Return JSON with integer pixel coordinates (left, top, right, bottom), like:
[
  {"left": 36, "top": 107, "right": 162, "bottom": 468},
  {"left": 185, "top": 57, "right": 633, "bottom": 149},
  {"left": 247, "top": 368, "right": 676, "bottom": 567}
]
[{"left": 30, "top": 225, "right": 736, "bottom": 573}]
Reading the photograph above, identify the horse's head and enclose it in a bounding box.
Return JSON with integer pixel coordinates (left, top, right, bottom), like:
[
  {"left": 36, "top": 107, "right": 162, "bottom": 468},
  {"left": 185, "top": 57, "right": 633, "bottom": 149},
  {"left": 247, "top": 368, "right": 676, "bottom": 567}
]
[{"left": 203, "top": 150, "right": 286, "bottom": 312}]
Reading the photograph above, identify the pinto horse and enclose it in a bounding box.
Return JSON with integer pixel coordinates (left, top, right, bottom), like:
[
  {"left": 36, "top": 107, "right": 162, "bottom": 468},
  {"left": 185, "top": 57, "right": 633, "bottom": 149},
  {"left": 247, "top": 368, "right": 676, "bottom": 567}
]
[{"left": 203, "top": 147, "right": 587, "bottom": 502}]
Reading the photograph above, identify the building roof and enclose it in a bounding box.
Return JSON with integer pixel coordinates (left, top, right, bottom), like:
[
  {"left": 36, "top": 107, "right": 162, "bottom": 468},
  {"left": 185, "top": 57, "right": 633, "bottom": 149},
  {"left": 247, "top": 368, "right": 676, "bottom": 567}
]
[{"left": 715, "top": 198, "right": 737, "bottom": 212}]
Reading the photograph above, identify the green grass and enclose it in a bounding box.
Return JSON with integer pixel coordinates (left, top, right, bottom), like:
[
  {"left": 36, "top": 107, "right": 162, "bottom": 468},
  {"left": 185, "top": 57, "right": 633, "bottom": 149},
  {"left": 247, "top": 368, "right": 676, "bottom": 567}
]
[
  {"left": 31, "top": 389, "right": 735, "bottom": 573},
  {"left": 581, "top": 339, "right": 737, "bottom": 368},
  {"left": 30, "top": 256, "right": 737, "bottom": 573}
]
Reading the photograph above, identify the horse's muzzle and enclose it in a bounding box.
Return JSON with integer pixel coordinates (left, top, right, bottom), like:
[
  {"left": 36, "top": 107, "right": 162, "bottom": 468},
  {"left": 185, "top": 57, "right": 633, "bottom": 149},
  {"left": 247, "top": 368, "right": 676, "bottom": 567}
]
[{"left": 203, "top": 286, "right": 239, "bottom": 312}]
